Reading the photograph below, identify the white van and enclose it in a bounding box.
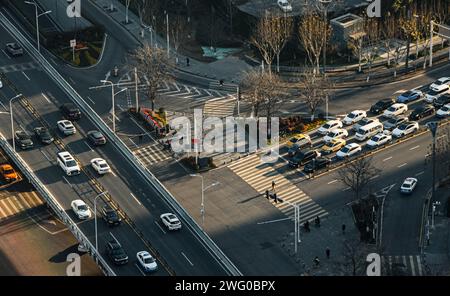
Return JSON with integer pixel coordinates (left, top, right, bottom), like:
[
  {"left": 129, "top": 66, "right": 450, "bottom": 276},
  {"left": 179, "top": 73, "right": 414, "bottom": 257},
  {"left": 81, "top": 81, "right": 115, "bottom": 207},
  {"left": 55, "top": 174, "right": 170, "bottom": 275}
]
[{"left": 355, "top": 121, "right": 383, "bottom": 141}]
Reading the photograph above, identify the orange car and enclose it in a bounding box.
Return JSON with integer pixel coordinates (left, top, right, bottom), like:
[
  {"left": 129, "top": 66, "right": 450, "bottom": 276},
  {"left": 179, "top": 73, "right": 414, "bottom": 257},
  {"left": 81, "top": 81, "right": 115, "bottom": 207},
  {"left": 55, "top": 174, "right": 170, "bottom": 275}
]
[{"left": 0, "top": 164, "right": 18, "bottom": 182}]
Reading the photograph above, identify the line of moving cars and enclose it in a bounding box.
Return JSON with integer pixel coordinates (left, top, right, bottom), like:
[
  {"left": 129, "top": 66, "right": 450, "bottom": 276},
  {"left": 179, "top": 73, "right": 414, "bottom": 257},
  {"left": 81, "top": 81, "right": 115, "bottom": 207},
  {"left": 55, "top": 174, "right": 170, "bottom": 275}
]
[{"left": 283, "top": 77, "right": 450, "bottom": 174}]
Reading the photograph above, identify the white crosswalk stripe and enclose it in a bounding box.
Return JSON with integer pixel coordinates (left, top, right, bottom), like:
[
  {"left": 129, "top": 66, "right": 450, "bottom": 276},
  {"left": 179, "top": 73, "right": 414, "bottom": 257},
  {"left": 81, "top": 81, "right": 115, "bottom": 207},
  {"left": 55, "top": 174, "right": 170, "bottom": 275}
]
[
  {"left": 0, "top": 191, "right": 44, "bottom": 220},
  {"left": 228, "top": 154, "right": 328, "bottom": 222},
  {"left": 203, "top": 95, "right": 236, "bottom": 118},
  {"left": 0, "top": 62, "right": 40, "bottom": 74},
  {"left": 382, "top": 255, "right": 424, "bottom": 276},
  {"left": 133, "top": 143, "right": 172, "bottom": 166}
]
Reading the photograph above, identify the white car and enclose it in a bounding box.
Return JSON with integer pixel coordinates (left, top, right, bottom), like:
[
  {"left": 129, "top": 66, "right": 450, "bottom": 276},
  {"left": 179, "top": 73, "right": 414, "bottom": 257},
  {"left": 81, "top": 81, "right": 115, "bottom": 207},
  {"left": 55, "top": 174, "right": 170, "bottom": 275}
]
[
  {"left": 57, "top": 151, "right": 80, "bottom": 176},
  {"left": 160, "top": 213, "right": 181, "bottom": 230},
  {"left": 392, "top": 121, "right": 419, "bottom": 138},
  {"left": 400, "top": 177, "right": 418, "bottom": 194},
  {"left": 383, "top": 103, "right": 408, "bottom": 118},
  {"left": 425, "top": 88, "right": 448, "bottom": 103},
  {"left": 57, "top": 120, "right": 76, "bottom": 135},
  {"left": 318, "top": 120, "right": 343, "bottom": 135},
  {"left": 90, "top": 158, "right": 111, "bottom": 175},
  {"left": 336, "top": 143, "right": 362, "bottom": 158},
  {"left": 136, "top": 251, "right": 158, "bottom": 272},
  {"left": 343, "top": 110, "right": 367, "bottom": 125},
  {"left": 436, "top": 104, "right": 450, "bottom": 118},
  {"left": 430, "top": 77, "right": 450, "bottom": 92},
  {"left": 366, "top": 133, "right": 392, "bottom": 148},
  {"left": 277, "top": 0, "right": 292, "bottom": 12},
  {"left": 353, "top": 117, "right": 379, "bottom": 132},
  {"left": 323, "top": 128, "right": 348, "bottom": 143},
  {"left": 0, "top": 78, "right": 3, "bottom": 88},
  {"left": 71, "top": 199, "right": 91, "bottom": 220}
]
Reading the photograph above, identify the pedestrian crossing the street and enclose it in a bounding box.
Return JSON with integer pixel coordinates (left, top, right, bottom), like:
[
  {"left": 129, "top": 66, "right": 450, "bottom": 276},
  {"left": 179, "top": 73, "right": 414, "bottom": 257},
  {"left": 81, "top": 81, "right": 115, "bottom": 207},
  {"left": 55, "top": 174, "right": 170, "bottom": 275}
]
[
  {"left": 0, "top": 191, "right": 44, "bottom": 221},
  {"left": 382, "top": 255, "right": 424, "bottom": 276},
  {"left": 133, "top": 143, "right": 172, "bottom": 167},
  {"left": 228, "top": 154, "right": 328, "bottom": 222},
  {"left": 203, "top": 95, "right": 237, "bottom": 118}
]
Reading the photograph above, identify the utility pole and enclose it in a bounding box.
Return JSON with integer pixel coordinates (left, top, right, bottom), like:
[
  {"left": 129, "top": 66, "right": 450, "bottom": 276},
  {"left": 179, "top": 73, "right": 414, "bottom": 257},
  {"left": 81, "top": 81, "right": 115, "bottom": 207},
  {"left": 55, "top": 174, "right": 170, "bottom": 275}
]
[
  {"left": 135, "top": 67, "right": 139, "bottom": 112},
  {"left": 166, "top": 13, "right": 170, "bottom": 58}
]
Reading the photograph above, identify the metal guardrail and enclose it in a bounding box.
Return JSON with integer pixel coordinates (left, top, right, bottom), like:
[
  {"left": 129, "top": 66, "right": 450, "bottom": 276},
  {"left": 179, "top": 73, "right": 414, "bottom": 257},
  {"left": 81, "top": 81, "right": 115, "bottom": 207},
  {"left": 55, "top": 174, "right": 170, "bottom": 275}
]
[
  {"left": 0, "top": 12, "right": 242, "bottom": 276},
  {"left": 0, "top": 133, "right": 115, "bottom": 276}
]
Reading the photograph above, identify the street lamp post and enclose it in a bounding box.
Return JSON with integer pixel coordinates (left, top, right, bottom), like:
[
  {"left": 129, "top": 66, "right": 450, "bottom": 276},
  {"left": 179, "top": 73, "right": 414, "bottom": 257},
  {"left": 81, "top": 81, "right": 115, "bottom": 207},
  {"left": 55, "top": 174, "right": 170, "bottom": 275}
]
[
  {"left": 190, "top": 174, "right": 219, "bottom": 227},
  {"left": 9, "top": 94, "right": 23, "bottom": 152},
  {"left": 277, "top": 196, "right": 301, "bottom": 253},
  {"left": 427, "top": 122, "right": 438, "bottom": 201},
  {"left": 101, "top": 80, "right": 127, "bottom": 133},
  {"left": 25, "top": 1, "right": 51, "bottom": 53},
  {"left": 94, "top": 191, "right": 108, "bottom": 255},
  {"left": 431, "top": 201, "right": 441, "bottom": 229}
]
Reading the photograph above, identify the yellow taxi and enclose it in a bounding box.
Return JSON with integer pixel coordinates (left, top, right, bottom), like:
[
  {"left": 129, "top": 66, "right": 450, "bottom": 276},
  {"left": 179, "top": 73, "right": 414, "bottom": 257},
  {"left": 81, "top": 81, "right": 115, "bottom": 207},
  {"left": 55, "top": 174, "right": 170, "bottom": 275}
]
[
  {"left": 0, "top": 164, "right": 18, "bottom": 182},
  {"left": 286, "top": 133, "right": 312, "bottom": 149},
  {"left": 321, "top": 138, "right": 346, "bottom": 154}
]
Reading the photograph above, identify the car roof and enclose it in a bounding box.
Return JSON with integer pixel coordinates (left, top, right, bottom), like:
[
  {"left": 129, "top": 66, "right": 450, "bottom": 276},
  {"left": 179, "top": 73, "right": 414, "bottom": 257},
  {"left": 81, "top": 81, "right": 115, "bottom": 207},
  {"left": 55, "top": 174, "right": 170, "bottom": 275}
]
[
  {"left": 73, "top": 199, "right": 86, "bottom": 206},
  {"left": 403, "top": 178, "right": 417, "bottom": 184},
  {"left": 346, "top": 143, "right": 359, "bottom": 148}
]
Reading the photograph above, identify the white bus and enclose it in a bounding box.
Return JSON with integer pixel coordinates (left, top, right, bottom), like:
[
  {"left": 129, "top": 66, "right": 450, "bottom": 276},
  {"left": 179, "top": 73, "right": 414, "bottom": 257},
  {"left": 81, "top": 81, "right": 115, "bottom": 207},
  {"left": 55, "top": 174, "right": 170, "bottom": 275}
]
[{"left": 355, "top": 121, "right": 384, "bottom": 141}]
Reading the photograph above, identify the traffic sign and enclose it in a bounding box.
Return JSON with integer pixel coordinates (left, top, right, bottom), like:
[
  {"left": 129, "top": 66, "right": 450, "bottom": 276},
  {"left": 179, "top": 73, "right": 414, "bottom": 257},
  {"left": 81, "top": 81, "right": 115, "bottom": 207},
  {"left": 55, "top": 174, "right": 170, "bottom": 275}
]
[{"left": 70, "top": 39, "right": 76, "bottom": 48}]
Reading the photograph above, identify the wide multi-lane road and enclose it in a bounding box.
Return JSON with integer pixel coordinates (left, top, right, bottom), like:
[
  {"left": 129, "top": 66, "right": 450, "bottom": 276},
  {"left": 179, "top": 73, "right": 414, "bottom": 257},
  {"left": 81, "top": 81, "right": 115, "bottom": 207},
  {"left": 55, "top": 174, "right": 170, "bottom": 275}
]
[{"left": 0, "top": 19, "right": 228, "bottom": 276}]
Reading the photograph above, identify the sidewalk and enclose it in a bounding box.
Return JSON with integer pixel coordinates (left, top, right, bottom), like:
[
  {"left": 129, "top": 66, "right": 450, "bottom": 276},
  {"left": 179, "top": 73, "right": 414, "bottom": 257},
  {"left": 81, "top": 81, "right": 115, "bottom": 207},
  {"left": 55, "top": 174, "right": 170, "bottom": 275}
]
[{"left": 422, "top": 184, "right": 450, "bottom": 276}]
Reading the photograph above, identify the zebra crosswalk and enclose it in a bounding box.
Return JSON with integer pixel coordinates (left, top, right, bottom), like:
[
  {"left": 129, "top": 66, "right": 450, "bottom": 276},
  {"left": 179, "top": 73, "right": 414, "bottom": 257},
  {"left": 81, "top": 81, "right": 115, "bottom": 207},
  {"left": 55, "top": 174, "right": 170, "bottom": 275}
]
[
  {"left": 0, "top": 62, "right": 40, "bottom": 74},
  {"left": 228, "top": 154, "right": 328, "bottom": 222},
  {"left": 133, "top": 143, "right": 172, "bottom": 167},
  {"left": 203, "top": 95, "right": 237, "bottom": 118},
  {"left": 0, "top": 190, "right": 44, "bottom": 221},
  {"left": 382, "top": 255, "right": 424, "bottom": 276}
]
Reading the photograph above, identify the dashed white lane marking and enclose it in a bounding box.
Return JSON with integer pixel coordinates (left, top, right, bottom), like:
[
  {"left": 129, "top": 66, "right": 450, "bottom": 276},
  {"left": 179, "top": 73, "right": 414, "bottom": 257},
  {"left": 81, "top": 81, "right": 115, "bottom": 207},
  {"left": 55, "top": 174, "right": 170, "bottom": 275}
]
[
  {"left": 86, "top": 96, "right": 96, "bottom": 105},
  {"left": 62, "top": 176, "right": 72, "bottom": 187},
  {"left": 154, "top": 220, "right": 166, "bottom": 234},
  {"left": 181, "top": 252, "right": 194, "bottom": 266},
  {"left": 41, "top": 93, "right": 51, "bottom": 103},
  {"left": 135, "top": 263, "right": 146, "bottom": 276},
  {"left": 370, "top": 175, "right": 379, "bottom": 180},
  {"left": 415, "top": 171, "right": 424, "bottom": 177},
  {"left": 409, "top": 145, "right": 420, "bottom": 151},
  {"left": 22, "top": 71, "right": 30, "bottom": 81},
  {"left": 398, "top": 163, "right": 408, "bottom": 168},
  {"left": 130, "top": 193, "right": 142, "bottom": 206},
  {"left": 383, "top": 156, "right": 393, "bottom": 162},
  {"left": 1, "top": 49, "right": 11, "bottom": 59},
  {"left": 327, "top": 179, "right": 338, "bottom": 185}
]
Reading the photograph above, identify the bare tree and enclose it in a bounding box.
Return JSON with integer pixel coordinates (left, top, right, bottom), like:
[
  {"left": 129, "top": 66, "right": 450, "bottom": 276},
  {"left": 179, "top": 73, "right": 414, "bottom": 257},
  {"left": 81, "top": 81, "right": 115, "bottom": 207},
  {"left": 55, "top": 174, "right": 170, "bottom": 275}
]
[
  {"left": 298, "top": 10, "right": 331, "bottom": 74},
  {"left": 251, "top": 12, "right": 278, "bottom": 75},
  {"left": 131, "top": 44, "right": 174, "bottom": 110},
  {"left": 337, "top": 157, "right": 381, "bottom": 201},
  {"left": 170, "top": 14, "right": 189, "bottom": 65},
  {"left": 347, "top": 34, "right": 365, "bottom": 73},
  {"left": 338, "top": 239, "right": 371, "bottom": 276},
  {"left": 297, "top": 70, "right": 333, "bottom": 121},
  {"left": 267, "top": 14, "right": 293, "bottom": 73},
  {"left": 361, "top": 18, "right": 381, "bottom": 82},
  {"left": 381, "top": 12, "right": 397, "bottom": 67}
]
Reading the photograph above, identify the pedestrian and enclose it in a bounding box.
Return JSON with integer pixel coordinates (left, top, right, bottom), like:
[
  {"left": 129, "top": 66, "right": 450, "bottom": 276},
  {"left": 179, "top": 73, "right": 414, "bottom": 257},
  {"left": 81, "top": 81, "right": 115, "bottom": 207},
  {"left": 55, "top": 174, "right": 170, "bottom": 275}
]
[
  {"left": 342, "top": 223, "right": 346, "bottom": 234},
  {"left": 315, "top": 216, "right": 321, "bottom": 227},
  {"left": 313, "top": 256, "right": 320, "bottom": 266},
  {"left": 219, "top": 79, "right": 224, "bottom": 86},
  {"left": 326, "top": 247, "right": 330, "bottom": 259},
  {"left": 186, "top": 57, "right": 190, "bottom": 67},
  {"left": 304, "top": 221, "right": 310, "bottom": 232},
  {"left": 265, "top": 190, "right": 269, "bottom": 200},
  {"left": 271, "top": 180, "right": 275, "bottom": 190},
  {"left": 273, "top": 193, "right": 278, "bottom": 204}
]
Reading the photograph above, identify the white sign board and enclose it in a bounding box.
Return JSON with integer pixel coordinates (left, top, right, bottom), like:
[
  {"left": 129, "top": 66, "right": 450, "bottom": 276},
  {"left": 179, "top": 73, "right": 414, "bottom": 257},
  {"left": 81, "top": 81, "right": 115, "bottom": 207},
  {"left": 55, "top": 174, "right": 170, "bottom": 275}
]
[{"left": 70, "top": 39, "right": 76, "bottom": 48}]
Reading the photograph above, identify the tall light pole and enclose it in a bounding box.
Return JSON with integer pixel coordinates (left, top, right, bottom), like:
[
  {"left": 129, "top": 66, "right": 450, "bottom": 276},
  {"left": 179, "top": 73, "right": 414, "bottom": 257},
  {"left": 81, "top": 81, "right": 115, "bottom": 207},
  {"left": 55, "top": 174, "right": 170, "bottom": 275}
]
[
  {"left": 190, "top": 174, "right": 219, "bottom": 227},
  {"left": 427, "top": 122, "right": 438, "bottom": 201},
  {"left": 166, "top": 13, "right": 170, "bottom": 58},
  {"left": 319, "top": 0, "right": 332, "bottom": 74},
  {"left": 94, "top": 191, "right": 108, "bottom": 258},
  {"left": 101, "top": 80, "right": 127, "bottom": 133},
  {"left": 9, "top": 94, "right": 23, "bottom": 152},
  {"left": 25, "top": 1, "right": 51, "bottom": 53}
]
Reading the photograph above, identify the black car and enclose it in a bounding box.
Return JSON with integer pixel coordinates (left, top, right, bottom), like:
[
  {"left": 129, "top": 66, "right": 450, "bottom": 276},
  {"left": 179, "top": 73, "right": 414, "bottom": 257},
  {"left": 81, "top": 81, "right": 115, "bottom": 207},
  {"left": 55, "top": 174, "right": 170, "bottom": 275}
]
[
  {"left": 60, "top": 103, "right": 81, "bottom": 121},
  {"left": 433, "top": 94, "right": 450, "bottom": 109},
  {"left": 289, "top": 149, "right": 321, "bottom": 168},
  {"left": 87, "top": 130, "right": 106, "bottom": 146},
  {"left": 102, "top": 205, "right": 121, "bottom": 226},
  {"left": 14, "top": 130, "right": 33, "bottom": 149},
  {"left": 370, "top": 98, "right": 395, "bottom": 114},
  {"left": 287, "top": 144, "right": 302, "bottom": 157},
  {"left": 106, "top": 241, "right": 128, "bottom": 265},
  {"left": 5, "top": 42, "right": 23, "bottom": 57},
  {"left": 304, "top": 157, "right": 331, "bottom": 174},
  {"left": 408, "top": 105, "right": 435, "bottom": 121},
  {"left": 34, "top": 127, "right": 54, "bottom": 144}
]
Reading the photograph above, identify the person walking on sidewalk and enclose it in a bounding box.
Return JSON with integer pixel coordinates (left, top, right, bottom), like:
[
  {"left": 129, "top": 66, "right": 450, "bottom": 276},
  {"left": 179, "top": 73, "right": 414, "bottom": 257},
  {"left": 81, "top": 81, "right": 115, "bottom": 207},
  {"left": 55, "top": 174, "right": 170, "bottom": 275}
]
[
  {"left": 313, "top": 256, "right": 320, "bottom": 267},
  {"left": 342, "top": 224, "right": 346, "bottom": 234},
  {"left": 186, "top": 57, "right": 190, "bottom": 67},
  {"left": 326, "top": 247, "right": 330, "bottom": 259}
]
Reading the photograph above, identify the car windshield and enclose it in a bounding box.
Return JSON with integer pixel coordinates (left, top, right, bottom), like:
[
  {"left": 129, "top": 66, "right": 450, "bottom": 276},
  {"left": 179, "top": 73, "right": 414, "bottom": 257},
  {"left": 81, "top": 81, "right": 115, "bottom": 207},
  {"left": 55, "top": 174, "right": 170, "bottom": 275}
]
[
  {"left": 387, "top": 118, "right": 399, "bottom": 125},
  {"left": 78, "top": 205, "right": 88, "bottom": 211},
  {"left": 387, "top": 106, "right": 396, "bottom": 112},
  {"left": 67, "top": 160, "right": 77, "bottom": 167},
  {"left": 348, "top": 113, "right": 356, "bottom": 118},
  {"left": 372, "top": 136, "right": 381, "bottom": 142},
  {"left": 289, "top": 138, "right": 298, "bottom": 143},
  {"left": 441, "top": 106, "right": 449, "bottom": 111},
  {"left": 328, "top": 131, "right": 338, "bottom": 137},
  {"left": 11, "top": 43, "right": 19, "bottom": 49},
  {"left": 340, "top": 147, "right": 350, "bottom": 153},
  {"left": 322, "top": 123, "right": 331, "bottom": 129},
  {"left": 434, "top": 80, "right": 444, "bottom": 85},
  {"left": 4, "top": 169, "right": 14, "bottom": 174},
  {"left": 93, "top": 132, "right": 102, "bottom": 138},
  {"left": 398, "top": 124, "right": 408, "bottom": 130},
  {"left": 402, "top": 91, "right": 412, "bottom": 96},
  {"left": 144, "top": 257, "right": 155, "bottom": 264},
  {"left": 402, "top": 183, "right": 411, "bottom": 188},
  {"left": 99, "top": 163, "right": 108, "bottom": 168}
]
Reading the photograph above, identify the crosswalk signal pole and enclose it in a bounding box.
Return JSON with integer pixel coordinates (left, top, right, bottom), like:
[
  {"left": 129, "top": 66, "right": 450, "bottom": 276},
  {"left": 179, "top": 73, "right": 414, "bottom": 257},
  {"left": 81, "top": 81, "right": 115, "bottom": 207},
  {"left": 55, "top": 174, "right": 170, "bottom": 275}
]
[
  {"left": 135, "top": 67, "right": 139, "bottom": 112},
  {"left": 237, "top": 86, "right": 240, "bottom": 117}
]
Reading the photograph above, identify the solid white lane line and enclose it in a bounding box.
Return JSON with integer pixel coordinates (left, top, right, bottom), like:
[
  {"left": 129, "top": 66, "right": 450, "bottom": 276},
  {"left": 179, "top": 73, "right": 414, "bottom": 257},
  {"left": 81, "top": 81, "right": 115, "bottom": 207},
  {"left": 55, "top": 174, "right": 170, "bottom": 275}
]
[
  {"left": 41, "top": 93, "right": 51, "bottom": 103},
  {"left": 415, "top": 171, "right": 424, "bottom": 177},
  {"left": 0, "top": 100, "right": 7, "bottom": 111},
  {"left": 1, "top": 49, "right": 11, "bottom": 59},
  {"left": 398, "top": 163, "right": 407, "bottom": 168},
  {"left": 130, "top": 193, "right": 142, "bottom": 206},
  {"left": 257, "top": 217, "right": 291, "bottom": 225},
  {"left": 111, "top": 170, "right": 117, "bottom": 177},
  {"left": 155, "top": 220, "right": 166, "bottom": 234},
  {"left": 69, "top": 77, "right": 76, "bottom": 84},
  {"left": 370, "top": 175, "right": 379, "bottom": 180},
  {"left": 327, "top": 179, "right": 338, "bottom": 185},
  {"left": 39, "top": 149, "right": 52, "bottom": 162},
  {"left": 135, "top": 263, "right": 146, "bottom": 276},
  {"left": 129, "top": 137, "right": 138, "bottom": 148},
  {"left": 342, "top": 187, "right": 351, "bottom": 192},
  {"left": 22, "top": 71, "right": 30, "bottom": 81},
  {"left": 109, "top": 232, "right": 119, "bottom": 243},
  {"left": 62, "top": 176, "right": 72, "bottom": 187},
  {"left": 409, "top": 145, "right": 420, "bottom": 151},
  {"left": 181, "top": 252, "right": 194, "bottom": 266},
  {"left": 383, "top": 156, "right": 393, "bottom": 162},
  {"left": 84, "top": 141, "right": 93, "bottom": 151}
]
